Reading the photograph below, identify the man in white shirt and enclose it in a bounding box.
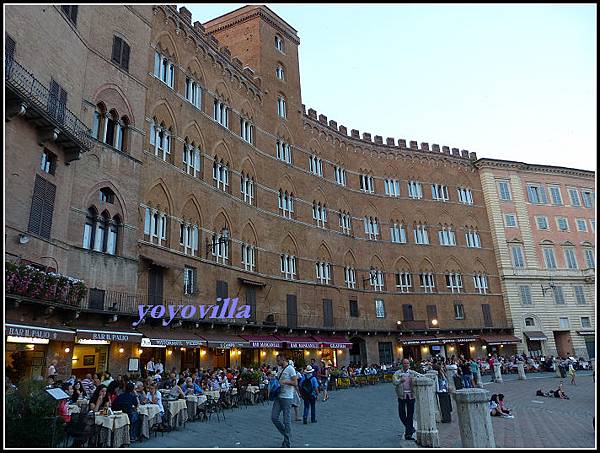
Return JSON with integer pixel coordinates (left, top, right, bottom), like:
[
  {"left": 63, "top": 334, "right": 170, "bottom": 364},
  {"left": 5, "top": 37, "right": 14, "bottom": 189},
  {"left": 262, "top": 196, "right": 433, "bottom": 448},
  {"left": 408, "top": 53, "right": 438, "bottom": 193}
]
[
  {"left": 146, "top": 359, "right": 155, "bottom": 377},
  {"left": 271, "top": 353, "right": 297, "bottom": 448},
  {"left": 47, "top": 359, "right": 58, "bottom": 379},
  {"left": 154, "top": 360, "right": 164, "bottom": 376}
]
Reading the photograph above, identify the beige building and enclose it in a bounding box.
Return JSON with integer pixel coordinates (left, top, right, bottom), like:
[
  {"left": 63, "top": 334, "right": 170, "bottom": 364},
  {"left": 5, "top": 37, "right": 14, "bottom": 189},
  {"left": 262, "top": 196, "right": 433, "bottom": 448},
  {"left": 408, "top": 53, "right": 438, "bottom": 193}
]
[{"left": 476, "top": 159, "right": 595, "bottom": 359}]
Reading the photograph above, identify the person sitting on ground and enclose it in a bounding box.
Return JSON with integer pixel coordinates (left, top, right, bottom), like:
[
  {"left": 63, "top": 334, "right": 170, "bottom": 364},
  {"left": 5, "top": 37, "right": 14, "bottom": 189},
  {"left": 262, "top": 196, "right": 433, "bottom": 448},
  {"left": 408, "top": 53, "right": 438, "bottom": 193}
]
[
  {"left": 553, "top": 381, "right": 569, "bottom": 399},
  {"left": 489, "top": 394, "right": 513, "bottom": 418},
  {"left": 497, "top": 394, "right": 512, "bottom": 415}
]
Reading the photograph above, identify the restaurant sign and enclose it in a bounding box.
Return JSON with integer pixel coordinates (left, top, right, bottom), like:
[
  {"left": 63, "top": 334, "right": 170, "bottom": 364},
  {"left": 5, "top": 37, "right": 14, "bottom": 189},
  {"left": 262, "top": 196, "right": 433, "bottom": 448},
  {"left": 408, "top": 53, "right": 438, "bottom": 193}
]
[
  {"left": 250, "top": 341, "right": 282, "bottom": 348},
  {"left": 287, "top": 342, "right": 320, "bottom": 349},
  {"left": 143, "top": 338, "right": 204, "bottom": 347},
  {"left": 324, "top": 343, "right": 351, "bottom": 349},
  {"left": 5, "top": 324, "right": 74, "bottom": 341},
  {"left": 76, "top": 330, "right": 143, "bottom": 342}
]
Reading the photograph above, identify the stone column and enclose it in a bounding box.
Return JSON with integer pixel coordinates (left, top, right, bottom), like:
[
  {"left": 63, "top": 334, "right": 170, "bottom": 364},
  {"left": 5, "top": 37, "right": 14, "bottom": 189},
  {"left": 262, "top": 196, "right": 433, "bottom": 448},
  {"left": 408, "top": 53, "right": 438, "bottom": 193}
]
[
  {"left": 454, "top": 388, "right": 495, "bottom": 448},
  {"left": 517, "top": 361, "right": 526, "bottom": 380},
  {"left": 426, "top": 370, "right": 442, "bottom": 423},
  {"left": 493, "top": 362, "right": 503, "bottom": 383},
  {"left": 447, "top": 369, "right": 456, "bottom": 392},
  {"left": 413, "top": 375, "right": 440, "bottom": 447},
  {"left": 475, "top": 367, "right": 484, "bottom": 388}
]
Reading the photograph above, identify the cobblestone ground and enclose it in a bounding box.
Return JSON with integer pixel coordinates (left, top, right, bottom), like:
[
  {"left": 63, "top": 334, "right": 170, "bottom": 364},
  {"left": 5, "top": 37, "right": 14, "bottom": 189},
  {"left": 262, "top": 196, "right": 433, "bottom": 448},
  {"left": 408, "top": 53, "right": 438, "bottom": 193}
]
[{"left": 132, "top": 372, "right": 595, "bottom": 448}]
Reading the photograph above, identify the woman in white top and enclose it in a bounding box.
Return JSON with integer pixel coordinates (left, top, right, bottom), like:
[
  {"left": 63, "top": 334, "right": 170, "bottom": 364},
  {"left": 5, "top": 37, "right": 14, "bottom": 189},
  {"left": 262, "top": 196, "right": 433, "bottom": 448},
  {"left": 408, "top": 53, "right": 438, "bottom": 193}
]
[{"left": 146, "top": 383, "right": 164, "bottom": 418}]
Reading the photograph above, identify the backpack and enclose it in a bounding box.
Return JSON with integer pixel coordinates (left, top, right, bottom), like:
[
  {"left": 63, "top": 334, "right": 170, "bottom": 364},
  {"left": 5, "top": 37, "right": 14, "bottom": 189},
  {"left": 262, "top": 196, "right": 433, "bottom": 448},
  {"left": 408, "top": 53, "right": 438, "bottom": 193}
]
[
  {"left": 268, "top": 365, "right": 290, "bottom": 401},
  {"left": 300, "top": 376, "right": 315, "bottom": 399}
]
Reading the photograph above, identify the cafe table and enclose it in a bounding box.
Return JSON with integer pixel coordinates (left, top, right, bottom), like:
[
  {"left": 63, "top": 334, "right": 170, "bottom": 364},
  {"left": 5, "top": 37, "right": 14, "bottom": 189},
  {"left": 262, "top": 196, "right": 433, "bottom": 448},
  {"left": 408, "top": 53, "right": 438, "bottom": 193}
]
[
  {"left": 164, "top": 399, "right": 188, "bottom": 429},
  {"left": 137, "top": 403, "right": 162, "bottom": 439},
  {"left": 246, "top": 385, "right": 260, "bottom": 404},
  {"left": 68, "top": 404, "right": 81, "bottom": 415},
  {"left": 94, "top": 412, "right": 130, "bottom": 447},
  {"left": 75, "top": 398, "right": 90, "bottom": 411}
]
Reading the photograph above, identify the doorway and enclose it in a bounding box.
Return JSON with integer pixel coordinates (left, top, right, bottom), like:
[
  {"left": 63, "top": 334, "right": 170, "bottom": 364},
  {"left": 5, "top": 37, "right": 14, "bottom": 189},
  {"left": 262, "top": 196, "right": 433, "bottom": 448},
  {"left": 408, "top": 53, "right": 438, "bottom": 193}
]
[
  {"left": 553, "top": 331, "right": 573, "bottom": 357},
  {"left": 148, "top": 265, "right": 164, "bottom": 305}
]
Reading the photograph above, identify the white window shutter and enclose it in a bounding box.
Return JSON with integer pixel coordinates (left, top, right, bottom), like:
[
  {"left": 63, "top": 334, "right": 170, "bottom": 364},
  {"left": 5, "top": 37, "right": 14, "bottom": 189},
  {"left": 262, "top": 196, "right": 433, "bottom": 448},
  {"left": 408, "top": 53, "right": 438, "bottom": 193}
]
[
  {"left": 154, "top": 51, "right": 161, "bottom": 77},
  {"left": 144, "top": 208, "right": 151, "bottom": 235}
]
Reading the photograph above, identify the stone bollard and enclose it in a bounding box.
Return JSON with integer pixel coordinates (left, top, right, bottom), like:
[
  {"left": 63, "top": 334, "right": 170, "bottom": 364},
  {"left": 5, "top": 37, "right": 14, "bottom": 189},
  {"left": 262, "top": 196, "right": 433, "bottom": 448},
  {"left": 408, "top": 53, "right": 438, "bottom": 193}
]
[
  {"left": 517, "top": 361, "right": 526, "bottom": 380},
  {"left": 447, "top": 370, "right": 456, "bottom": 392},
  {"left": 454, "top": 388, "right": 496, "bottom": 448},
  {"left": 426, "top": 371, "right": 442, "bottom": 423},
  {"left": 475, "top": 367, "right": 484, "bottom": 388},
  {"left": 413, "top": 375, "right": 440, "bottom": 447},
  {"left": 493, "top": 363, "right": 503, "bottom": 383}
]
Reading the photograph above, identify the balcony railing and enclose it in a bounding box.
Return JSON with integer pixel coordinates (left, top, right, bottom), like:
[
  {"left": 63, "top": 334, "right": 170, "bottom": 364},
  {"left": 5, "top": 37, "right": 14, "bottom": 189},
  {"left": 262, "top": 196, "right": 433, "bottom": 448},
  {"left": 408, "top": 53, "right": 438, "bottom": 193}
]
[{"left": 5, "top": 57, "right": 94, "bottom": 157}]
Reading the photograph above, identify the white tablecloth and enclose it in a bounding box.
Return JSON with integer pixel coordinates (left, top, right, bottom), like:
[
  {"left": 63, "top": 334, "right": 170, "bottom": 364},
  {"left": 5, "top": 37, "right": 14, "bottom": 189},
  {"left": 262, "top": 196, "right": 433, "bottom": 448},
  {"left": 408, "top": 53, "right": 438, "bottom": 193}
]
[
  {"left": 68, "top": 404, "right": 81, "bottom": 415},
  {"left": 94, "top": 413, "right": 130, "bottom": 447},
  {"left": 165, "top": 399, "right": 188, "bottom": 428}
]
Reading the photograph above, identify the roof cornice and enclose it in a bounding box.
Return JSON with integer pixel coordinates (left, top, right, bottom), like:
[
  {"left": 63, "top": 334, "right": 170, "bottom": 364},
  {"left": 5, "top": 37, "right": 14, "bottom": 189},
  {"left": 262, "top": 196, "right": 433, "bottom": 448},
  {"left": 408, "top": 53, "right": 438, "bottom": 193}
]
[{"left": 475, "top": 158, "right": 595, "bottom": 179}]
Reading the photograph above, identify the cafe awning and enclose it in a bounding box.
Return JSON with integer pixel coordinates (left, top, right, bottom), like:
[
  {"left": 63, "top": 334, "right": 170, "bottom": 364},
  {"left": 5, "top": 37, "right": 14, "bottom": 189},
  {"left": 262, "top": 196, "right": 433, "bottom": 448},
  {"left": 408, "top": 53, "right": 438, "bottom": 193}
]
[
  {"left": 140, "top": 254, "right": 172, "bottom": 269},
  {"left": 75, "top": 328, "right": 143, "bottom": 343},
  {"left": 238, "top": 277, "right": 266, "bottom": 287},
  {"left": 5, "top": 323, "right": 76, "bottom": 342},
  {"left": 239, "top": 335, "right": 283, "bottom": 348},
  {"left": 479, "top": 334, "right": 522, "bottom": 345},
  {"left": 523, "top": 331, "right": 548, "bottom": 341},
  {"left": 311, "top": 336, "right": 353, "bottom": 349},
  {"left": 397, "top": 334, "right": 445, "bottom": 345},
  {"left": 139, "top": 328, "right": 206, "bottom": 347},
  {"left": 197, "top": 333, "right": 251, "bottom": 349},
  {"left": 274, "top": 335, "right": 320, "bottom": 349}
]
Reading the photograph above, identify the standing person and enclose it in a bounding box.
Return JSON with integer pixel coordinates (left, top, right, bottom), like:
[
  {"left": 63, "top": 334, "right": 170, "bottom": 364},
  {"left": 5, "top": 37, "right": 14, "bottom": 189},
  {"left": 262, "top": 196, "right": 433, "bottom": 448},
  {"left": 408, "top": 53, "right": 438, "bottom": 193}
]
[
  {"left": 155, "top": 359, "right": 164, "bottom": 377},
  {"left": 460, "top": 359, "right": 473, "bottom": 388},
  {"left": 392, "top": 358, "right": 422, "bottom": 441},
  {"left": 291, "top": 367, "right": 302, "bottom": 421},
  {"left": 298, "top": 365, "right": 319, "bottom": 424},
  {"left": 146, "top": 358, "right": 155, "bottom": 377},
  {"left": 470, "top": 359, "right": 480, "bottom": 387},
  {"left": 568, "top": 361, "right": 576, "bottom": 385},
  {"left": 47, "top": 359, "right": 58, "bottom": 379},
  {"left": 271, "top": 353, "right": 297, "bottom": 448}
]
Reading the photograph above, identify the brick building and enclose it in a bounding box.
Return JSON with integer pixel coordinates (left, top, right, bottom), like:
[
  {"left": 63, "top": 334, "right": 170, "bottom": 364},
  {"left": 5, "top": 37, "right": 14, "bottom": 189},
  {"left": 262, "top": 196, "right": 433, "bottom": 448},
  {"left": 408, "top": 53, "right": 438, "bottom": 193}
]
[
  {"left": 6, "top": 4, "right": 523, "bottom": 381},
  {"left": 476, "top": 159, "right": 595, "bottom": 359}
]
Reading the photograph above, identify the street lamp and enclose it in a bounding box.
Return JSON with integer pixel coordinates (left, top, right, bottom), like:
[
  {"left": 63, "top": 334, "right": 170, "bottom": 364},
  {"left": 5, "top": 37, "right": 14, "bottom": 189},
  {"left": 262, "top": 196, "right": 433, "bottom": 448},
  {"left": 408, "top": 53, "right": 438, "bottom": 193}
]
[{"left": 431, "top": 319, "right": 438, "bottom": 327}]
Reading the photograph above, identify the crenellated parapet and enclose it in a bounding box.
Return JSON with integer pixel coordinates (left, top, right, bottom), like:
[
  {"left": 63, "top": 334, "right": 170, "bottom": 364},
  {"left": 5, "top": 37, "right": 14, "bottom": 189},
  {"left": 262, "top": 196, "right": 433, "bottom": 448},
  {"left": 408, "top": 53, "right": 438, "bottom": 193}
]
[
  {"left": 154, "top": 5, "right": 263, "bottom": 97},
  {"left": 301, "top": 104, "right": 477, "bottom": 161}
]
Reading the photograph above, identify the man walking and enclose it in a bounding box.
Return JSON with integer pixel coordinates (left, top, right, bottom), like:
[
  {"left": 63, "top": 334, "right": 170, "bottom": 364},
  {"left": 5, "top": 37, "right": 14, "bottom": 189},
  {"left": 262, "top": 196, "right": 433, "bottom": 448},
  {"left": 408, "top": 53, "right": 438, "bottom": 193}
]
[
  {"left": 271, "top": 353, "right": 297, "bottom": 448},
  {"left": 146, "top": 358, "right": 155, "bottom": 378},
  {"left": 393, "top": 358, "right": 422, "bottom": 441},
  {"left": 298, "top": 365, "right": 319, "bottom": 424}
]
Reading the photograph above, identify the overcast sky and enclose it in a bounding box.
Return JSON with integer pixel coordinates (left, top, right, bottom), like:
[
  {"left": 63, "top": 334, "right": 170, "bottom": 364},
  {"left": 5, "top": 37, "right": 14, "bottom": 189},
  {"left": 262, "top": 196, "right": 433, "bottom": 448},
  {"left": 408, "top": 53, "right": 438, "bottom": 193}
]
[{"left": 183, "top": 3, "right": 596, "bottom": 171}]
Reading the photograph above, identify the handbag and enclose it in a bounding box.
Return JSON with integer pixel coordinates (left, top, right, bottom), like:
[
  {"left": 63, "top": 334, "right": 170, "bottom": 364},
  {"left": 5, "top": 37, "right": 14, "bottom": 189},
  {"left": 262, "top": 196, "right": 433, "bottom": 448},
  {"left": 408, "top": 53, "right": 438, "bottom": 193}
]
[{"left": 268, "top": 365, "right": 290, "bottom": 401}]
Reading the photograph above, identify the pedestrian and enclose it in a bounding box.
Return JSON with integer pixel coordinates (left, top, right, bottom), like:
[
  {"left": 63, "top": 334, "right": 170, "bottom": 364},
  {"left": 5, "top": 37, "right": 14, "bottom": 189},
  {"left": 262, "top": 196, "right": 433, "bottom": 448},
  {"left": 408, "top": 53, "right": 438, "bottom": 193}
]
[
  {"left": 460, "top": 359, "right": 473, "bottom": 388},
  {"left": 298, "top": 365, "right": 319, "bottom": 424},
  {"left": 568, "top": 361, "right": 576, "bottom": 385},
  {"left": 290, "top": 363, "right": 302, "bottom": 421},
  {"left": 318, "top": 360, "right": 330, "bottom": 401},
  {"left": 392, "top": 358, "right": 422, "bottom": 441},
  {"left": 146, "top": 358, "right": 155, "bottom": 377},
  {"left": 47, "top": 359, "right": 58, "bottom": 379},
  {"left": 271, "top": 352, "right": 297, "bottom": 448},
  {"left": 470, "top": 358, "right": 479, "bottom": 387}
]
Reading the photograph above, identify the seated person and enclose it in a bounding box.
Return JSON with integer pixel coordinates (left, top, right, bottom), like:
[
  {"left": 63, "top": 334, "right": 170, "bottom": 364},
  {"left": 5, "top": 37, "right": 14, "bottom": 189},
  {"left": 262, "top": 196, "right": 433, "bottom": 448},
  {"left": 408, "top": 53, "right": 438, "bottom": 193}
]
[
  {"left": 182, "top": 377, "right": 203, "bottom": 395},
  {"left": 168, "top": 378, "right": 186, "bottom": 399},
  {"left": 497, "top": 394, "right": 511, "bottom": 415},
  {"left": 89, "top": 384, "right": 110, "bottom": 412},
  {"left": 134, "top": 382, "right": 148, "bottom": 405},
  {"left": 113, "top": 382, "right": 141, "bottom": 442},
  {"left": 146, "top": 383, "right": 165, "bottom": 418},
  {"left": 489, "top": 394, "right": 513, "bottom": 418},
  {"left": 58, "top": 382, "right": 73, "bottom": 423},
  {"left": 553, "top": 382, "right": 569, "bottom": 399}
]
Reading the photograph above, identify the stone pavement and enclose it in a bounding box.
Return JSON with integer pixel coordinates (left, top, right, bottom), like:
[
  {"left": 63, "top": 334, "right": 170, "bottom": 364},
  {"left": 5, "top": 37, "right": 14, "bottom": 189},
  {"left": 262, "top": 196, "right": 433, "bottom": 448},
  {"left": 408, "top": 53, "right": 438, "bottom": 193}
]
[
  {"left": 132, "top": 373, "right": 595, "bottom": 448},
  {"left": 438, "top": 373, "right": 596, "bottom": 448}
]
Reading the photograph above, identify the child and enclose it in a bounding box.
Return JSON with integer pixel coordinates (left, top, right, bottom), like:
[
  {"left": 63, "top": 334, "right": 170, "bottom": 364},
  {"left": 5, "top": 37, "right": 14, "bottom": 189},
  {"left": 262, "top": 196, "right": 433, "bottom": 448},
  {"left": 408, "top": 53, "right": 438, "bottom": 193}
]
[{"left": 497, "top": 394, "right": 512, "bottom": 416}]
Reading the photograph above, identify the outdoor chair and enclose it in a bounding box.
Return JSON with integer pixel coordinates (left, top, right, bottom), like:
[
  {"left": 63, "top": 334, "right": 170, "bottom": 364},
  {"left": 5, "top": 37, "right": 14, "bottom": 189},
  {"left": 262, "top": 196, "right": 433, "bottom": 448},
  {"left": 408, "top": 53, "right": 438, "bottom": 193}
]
[{"left": 64, "top": 411, "right": 96, "bottom": 447}]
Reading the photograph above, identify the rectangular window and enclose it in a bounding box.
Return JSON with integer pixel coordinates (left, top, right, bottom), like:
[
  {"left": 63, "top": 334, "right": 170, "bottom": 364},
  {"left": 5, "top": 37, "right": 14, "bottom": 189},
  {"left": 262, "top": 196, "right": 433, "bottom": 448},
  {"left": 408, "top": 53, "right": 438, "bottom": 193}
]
[
  {"left": 431, "top": 184, "right": 449, "bottom": 202},
  {"left": 543, "top": 248, "right": 557, "bottom": 269},
  {"left": 556, "top": 217, "right": 569, "bottom": 231},
  {"left": 527, "top": 184, "right": 548, "bottom": 204},
  {"left": 61, "top": 5, "right": 78, "bottom": 26},
  {"left": 581, "top": 190, "right": 594, "bottom": 209},
  {"left": 457, "top": 187, "right": 473, "bottom": 204},
  {"left": 183, "top": 266, "right": 195, "bottom": 295},
  {"left": 519, "top": 286, "right": 532, "bottom": 305},
  {"left": 535, "top": 216, "right": 549, "bottom": 230},
  {"left": 445, "top": 273, "right": 463, "bottom": 293},
  {"left": 349, "top": 300, "right": 359, "bottom": 318},
  {"left": 568, "top": 188, "right": 581, "bottom": 207},
  {"left": 482, "top": 304, "right": 493, "bottom": 327},
  {"left": 574, "top": 286, "right": 586, "bottom": 304},
  {"left": 564, "top": 248, "right": 578, "bottom": 269},
  {"left": 378, "top": 342, "right": 393, "bottom": 365},
  {"left": 553, "top": 286, "right": 565, "bottom": 304},
  {"left": 344, "top": 267, "right": 356, "bottom": 289},
  {"left": 48, "top": 79, "right": 67, "bottom": 124},
  {"left": 323, "top": 299, "right": 333, "bottom": 328},
  {"left": 505, "top": 213, "right": 517, "bottom": 228},
  {"left": 111, "top": 36, "right": 130, "bottom": 71},
  {"left": 581, "top": 317, "right": 591, "bottom": 328},
  {"left": 369, "top": 270, "right": 384, "bottom": 291},
  {"left": 419, "top": 272, "right": 436, "bottom": 293},
  {"left": 584, "top": 249, "right": 595, "bottom": 268},
  {"left": 395, "top": 272, "right": 412, "bottom": 293},
  {"left": 497, "top": 180, "right": 511, "bottom": 201},
  {"left": 513, "top": 245, "right": 527, "bottom": 268},
  {"left": 407, "top": 181, "right": 422, "bottom": 199},
  {"left": 334, "top": 166, "right": 346, "bottom": 186},
  {"left": 28, "top": 175, "right": 56, "bottom": 240},
  {"left": 549, "top": 186, "right": 563, "bottom": 205},
  {"left": 374, "top": 299, "right": 385, "bottom": 318},
  {"left": 413, "top": 225, "right": 429, "bottom": 245},
  {"left": 40, "top": 149, "right": 57, "bottom": 175},
  {"left": 384, "top": 179, "right": 400, "bottom": 197},
  {"left": 558, "top": 317, "right": 570, "bottom": 329},
  {"left": 576, "top": 218, "right": 588, "bottom": 232},
  {"left": 454, "top": 304, "right": 465, "bottom": 320}
]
